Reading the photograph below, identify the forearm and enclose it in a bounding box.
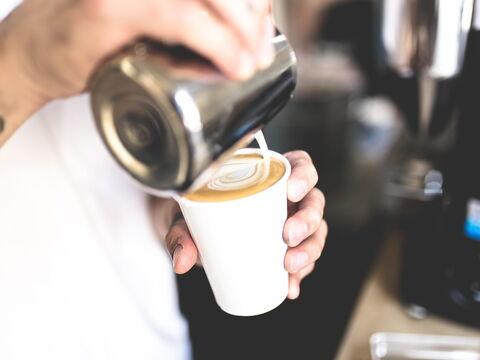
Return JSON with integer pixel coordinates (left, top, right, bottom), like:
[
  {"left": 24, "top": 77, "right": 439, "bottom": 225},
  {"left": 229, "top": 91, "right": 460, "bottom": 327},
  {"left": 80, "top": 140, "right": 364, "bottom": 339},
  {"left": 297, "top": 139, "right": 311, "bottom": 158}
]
[{"left": 0, "top": 20, "right": 44, "bottom": 147}]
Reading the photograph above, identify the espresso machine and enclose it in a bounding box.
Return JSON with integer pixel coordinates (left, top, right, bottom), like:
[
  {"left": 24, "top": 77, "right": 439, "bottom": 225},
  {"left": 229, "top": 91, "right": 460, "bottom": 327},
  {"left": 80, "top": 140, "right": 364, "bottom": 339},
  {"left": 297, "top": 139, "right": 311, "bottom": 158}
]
[{"left": 377, "top": 0, "right": 480, "bottom": 327}]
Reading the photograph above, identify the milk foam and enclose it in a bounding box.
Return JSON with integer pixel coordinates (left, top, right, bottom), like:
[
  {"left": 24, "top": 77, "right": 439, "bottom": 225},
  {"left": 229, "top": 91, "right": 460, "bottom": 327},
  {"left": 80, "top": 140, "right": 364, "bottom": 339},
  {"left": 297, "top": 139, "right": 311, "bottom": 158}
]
[
  {"left": 185, "top": 153, "right": 285, "bottom": 202},
  {"left": 207, "top": 157, "right": 267, "bottom": 192},
  {"left": 206, "top": 131, "right": 270, "bottom": 192}
]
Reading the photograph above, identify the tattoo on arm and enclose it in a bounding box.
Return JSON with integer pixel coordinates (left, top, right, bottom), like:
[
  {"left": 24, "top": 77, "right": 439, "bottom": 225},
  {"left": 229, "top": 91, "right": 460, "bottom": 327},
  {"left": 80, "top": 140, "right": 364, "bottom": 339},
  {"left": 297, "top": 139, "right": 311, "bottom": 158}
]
[{"left": 0, "top": 116, "right": 4, "bottom": 133}]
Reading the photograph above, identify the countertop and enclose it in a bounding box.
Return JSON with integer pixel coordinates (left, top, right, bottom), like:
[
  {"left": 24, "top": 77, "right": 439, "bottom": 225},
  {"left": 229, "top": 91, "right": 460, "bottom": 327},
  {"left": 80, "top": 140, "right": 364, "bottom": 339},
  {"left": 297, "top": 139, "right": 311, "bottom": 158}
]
[{"left": 335, "top": 233, "right": 480, "bottom": 360}]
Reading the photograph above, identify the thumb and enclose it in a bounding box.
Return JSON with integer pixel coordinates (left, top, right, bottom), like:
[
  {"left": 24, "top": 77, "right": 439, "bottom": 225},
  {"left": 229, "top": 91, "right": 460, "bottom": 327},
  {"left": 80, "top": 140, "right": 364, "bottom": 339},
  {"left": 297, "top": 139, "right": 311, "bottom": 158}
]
[{"left": 165, "top": 218, "right": 199, "bottom": 274}]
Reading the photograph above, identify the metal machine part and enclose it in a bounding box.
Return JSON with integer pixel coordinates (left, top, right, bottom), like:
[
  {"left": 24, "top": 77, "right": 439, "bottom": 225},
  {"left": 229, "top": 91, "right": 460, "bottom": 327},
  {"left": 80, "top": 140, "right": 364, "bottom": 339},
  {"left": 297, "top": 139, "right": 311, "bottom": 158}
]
[
  {"left": 386, "top": 159, "right": 444, "bottom": 201},
  {"left": 377, "top": 0, "right": 474, "bottom": 202},
  {"left": 90, "top": 34, "right": 297, "bottom": 196},
  {"left": 379, "top": 0, "right": 474, "bottom": 141},
  {"left": 370, "top": 333, "right": 480, "bottom": 360},
  {"left": 380, "top": 0, "right": 473, "bottom": 79},
  {"left": 377, "top": 0, "right": 480, "bottom": 328}
]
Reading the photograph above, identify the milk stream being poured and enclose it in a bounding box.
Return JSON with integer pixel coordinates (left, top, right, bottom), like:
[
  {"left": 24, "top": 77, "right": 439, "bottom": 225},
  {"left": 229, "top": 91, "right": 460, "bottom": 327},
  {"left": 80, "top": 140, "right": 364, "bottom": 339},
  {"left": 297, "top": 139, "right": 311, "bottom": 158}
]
[
  {"left": 196, "top": 130, "right": 272, "bottom": 194},
  {"left": 255, "top": 130, "right": 271, "bottom": 182},
  {"left": 174, "top": 130, "right": 272, "bottom": 201}
]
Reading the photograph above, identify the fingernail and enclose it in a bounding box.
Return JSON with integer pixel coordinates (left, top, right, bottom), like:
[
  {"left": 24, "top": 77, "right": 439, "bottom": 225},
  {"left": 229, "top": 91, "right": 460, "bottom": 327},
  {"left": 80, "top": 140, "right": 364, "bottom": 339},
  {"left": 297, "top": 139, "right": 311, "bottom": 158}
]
[
  {"left": 289, "top": 252, "right": 308, "bottom": 273},
  {"left": 288, "top": 222, "right": 308, "bottom": 245},
  {"left": 289, "top": 181, "right": 307, "bottom": 201},
  {"left": 172, "top": 243, "right": 183, "bottom": 268},
  {"left": 237, "top": 52, "right": 256, "bottom": 80}
]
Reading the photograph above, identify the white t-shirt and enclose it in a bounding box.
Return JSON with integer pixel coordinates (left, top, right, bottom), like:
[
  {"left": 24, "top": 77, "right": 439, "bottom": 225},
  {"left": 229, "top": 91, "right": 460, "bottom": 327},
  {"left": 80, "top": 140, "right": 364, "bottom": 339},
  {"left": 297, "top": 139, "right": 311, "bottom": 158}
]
[{"left": 0, "top": 4, "right": 191, "bottom": 358}]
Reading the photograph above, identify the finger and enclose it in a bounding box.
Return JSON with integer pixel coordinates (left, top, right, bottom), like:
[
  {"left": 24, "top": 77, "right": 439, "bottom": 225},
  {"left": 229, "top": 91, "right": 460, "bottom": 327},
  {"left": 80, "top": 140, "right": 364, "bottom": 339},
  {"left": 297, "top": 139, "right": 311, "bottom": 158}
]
[
  {"left": 283, "top": 188, "right": 325, "bottom": 246},
  {"left": 256, "top": 14, "right": 275, "bottom": 69},
  {"left": 248, "top": 0, "right": 275, "bottom": 68},
  {"left": 165, "top": 219, "right": 199, "bottom": 274},
  {"left": 284, "top": 151, "right": 319, "bottom": 202},
  {"left": 285, "top": 220, "right": 328, "bottom": 273},
  {"left": 151, "top": 1, "right": 256, "bottom": 80},
  {"left": 247, "top": 0, "right": 272, "bottom": 14},
  {"left": 204, "top": 0, "right": 263, "bottom": 51},
  {"left": 288, "top": 263, "right": 315, "bottom": 300},
  {"left": 288, "top": 274, "right": 300, "bottom": 300}
]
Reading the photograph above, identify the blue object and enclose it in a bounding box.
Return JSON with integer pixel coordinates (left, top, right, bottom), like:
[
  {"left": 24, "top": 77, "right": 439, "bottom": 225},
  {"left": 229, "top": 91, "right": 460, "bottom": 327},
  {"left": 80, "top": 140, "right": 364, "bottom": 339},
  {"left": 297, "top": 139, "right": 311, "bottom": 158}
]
[{"left": 464, "top": 219, "right": 480, "bottom": 241}]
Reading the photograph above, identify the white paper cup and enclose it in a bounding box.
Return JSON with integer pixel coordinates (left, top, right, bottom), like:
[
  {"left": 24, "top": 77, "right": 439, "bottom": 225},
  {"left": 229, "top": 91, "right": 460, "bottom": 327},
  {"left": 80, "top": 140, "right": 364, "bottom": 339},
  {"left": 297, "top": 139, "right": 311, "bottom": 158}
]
[{"left": 178, "top": 149, "right": 291, "bottom": 316}]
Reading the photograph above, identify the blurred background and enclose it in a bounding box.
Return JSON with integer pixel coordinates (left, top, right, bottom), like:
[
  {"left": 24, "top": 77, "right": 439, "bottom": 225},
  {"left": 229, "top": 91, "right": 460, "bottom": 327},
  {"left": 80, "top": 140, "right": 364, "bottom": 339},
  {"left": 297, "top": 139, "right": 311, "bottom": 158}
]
[{"left": 176, "top": 0, "right": 480, "bottom": 359}]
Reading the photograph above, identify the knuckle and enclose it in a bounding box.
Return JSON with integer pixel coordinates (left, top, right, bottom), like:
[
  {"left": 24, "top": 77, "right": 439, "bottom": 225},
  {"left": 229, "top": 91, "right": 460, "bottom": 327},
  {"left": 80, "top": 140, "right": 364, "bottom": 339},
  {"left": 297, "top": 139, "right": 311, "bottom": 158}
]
[
  {"left": 312, "top": 226, "right": 327, "bottom": 260},
  {"left": 283, "top": 151, "right": 294, "bottom": 159},
  {"left": 284, "top": 150, "right": 312, "bottom": 165},
  {"left": 178, "top": 223, "right": 190, "bottom": 237},
  {"left": 303, "top": 263, "right": 316, "bottom": 277},
  {"left": 316, "top": 240, "right": 325, "bottom": 260},
  {"left": 317, "top": 189, "right": 326, "bottom": 207},
  {"left": 321, "top": 220, "right": 329, "bottom": 238},
  {"left": 305, "top": 207, "right": 322, "bottom": 230},
  {"left": 297, "top": 150, "right": 312, "bottom": 163},
  {"left": 165, "top": 224, "right": 187, "bottom": 249},
  {"left": 310, "top": 187, "right": 321, "bottom": 197},
  {"left": 311, "top": 245, "right": 322, "bottom": 262},
  {"left": 311, "top": 188, "right": 325, "bottom": 208},
  {"left": 311, "top": 167, "right": 319, "bottom": 186},
  {"left": 295, "top": 158, "right": 309, "bottom": 168}
]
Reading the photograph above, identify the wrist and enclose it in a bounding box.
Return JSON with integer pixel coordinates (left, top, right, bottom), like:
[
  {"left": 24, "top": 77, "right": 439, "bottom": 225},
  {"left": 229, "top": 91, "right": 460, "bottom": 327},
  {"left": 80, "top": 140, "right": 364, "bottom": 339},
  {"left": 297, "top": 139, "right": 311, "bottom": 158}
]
[{"left": 0, "top": 21, "right": 46, "bottom": 145}]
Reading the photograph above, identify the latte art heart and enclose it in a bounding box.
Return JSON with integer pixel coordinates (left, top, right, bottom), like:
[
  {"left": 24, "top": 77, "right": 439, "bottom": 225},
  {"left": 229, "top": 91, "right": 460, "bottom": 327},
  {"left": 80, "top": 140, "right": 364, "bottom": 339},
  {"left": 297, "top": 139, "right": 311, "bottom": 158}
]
[
  {"left": 184, "top": 153, "right": 286, "bottom": 202},
  {"left": 207, "top": 160, "right": 266, "bottom": 192}
]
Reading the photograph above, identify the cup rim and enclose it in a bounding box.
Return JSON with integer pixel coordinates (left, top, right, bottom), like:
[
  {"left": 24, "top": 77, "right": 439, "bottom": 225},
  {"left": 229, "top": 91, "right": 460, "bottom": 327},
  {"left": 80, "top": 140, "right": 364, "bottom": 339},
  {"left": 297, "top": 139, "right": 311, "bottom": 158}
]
[{"left": 179, "top": 148, "right": 291, "bottom": 206}]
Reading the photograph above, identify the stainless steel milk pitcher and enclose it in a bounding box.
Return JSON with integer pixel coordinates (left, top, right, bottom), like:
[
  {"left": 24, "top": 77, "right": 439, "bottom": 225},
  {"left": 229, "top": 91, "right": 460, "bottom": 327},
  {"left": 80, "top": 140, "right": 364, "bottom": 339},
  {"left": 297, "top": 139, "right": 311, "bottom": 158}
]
[{"left": 90, "top": 33, "right": 297, "bottom": 196}]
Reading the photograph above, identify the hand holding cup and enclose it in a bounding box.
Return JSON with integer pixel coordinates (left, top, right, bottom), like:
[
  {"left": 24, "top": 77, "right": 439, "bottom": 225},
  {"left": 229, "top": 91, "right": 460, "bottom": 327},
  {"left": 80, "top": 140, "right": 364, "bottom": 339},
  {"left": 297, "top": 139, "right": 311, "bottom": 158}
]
[{"left": 164, "top": 150, "right": 327, "bottom": 305}]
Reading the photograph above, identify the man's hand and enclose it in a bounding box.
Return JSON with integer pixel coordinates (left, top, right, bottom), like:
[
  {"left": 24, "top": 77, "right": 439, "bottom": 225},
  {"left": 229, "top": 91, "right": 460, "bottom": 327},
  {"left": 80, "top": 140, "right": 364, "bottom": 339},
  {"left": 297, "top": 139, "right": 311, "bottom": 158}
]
[
  {"left": 158, "top": 150, "right": 327, "bottom": 300},
  {"left": 0, "top": 0, "right": 274, "bottom": 144},
  {"left": 282, "top": 150, "right": 326, "bottom": 299}
]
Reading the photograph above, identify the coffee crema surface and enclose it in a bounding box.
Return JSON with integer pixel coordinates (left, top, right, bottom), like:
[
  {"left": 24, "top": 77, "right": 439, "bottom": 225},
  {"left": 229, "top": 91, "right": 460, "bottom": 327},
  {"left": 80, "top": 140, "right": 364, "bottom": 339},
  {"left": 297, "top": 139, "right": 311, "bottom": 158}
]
[{"left": 184, "top": 154, "right": 285, "bottom": 202}]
